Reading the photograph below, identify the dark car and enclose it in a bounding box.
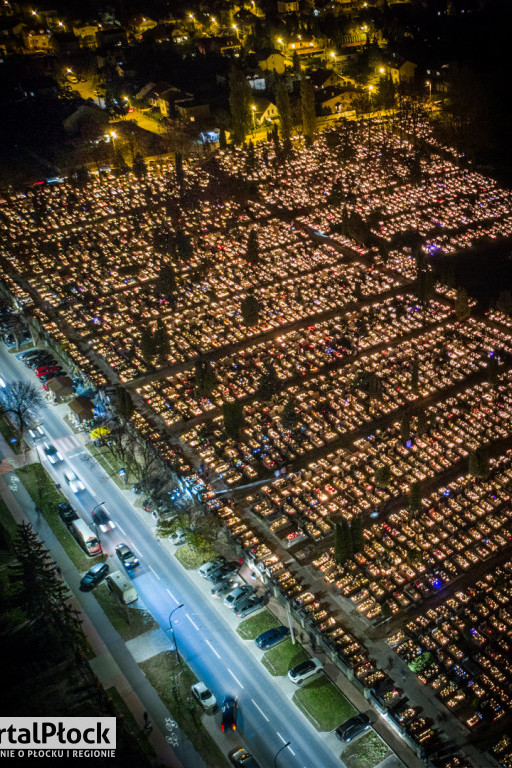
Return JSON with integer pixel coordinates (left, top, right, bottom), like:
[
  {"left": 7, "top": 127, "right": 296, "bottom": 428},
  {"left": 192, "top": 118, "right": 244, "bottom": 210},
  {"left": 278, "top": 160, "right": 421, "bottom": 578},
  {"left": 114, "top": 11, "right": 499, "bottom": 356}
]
[
  {"left": 255, "top": 625, "right": 290, "bottom": 650},
  {"left": 229, "top": 748, "right": 260, "bottom": 767},
  {"left": 234, "top": 594, "right": 265, "bottom": 618},
  {"left": 207, "top": 560, "right": 240, "bottom": 583},
  {"left": 115, "top": 543, "right": 139, "bottom": 569},
  {"left": 221, "top": 697, "right": 237, "bottom": 732},
  {"left": 80, "top": 562, "right": 109, "bottom": 589},
  {"left": 335, "top": 713, "right": 371, "bottom": 742},
  {"left": 26, "top": 355, "right": 55, "bottom": 368},
  {"left": 91, "top": 507, "right": 115, "bottom": 533},
  {"left": 58, "top": 501, "right": 79, "bottom": 524}
]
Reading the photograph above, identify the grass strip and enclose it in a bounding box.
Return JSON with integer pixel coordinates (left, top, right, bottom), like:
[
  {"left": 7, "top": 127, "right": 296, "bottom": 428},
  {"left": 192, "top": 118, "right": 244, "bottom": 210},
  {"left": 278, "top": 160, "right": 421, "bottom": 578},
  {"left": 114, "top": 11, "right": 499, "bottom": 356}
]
[
  {"left": 93, "top": 583, "right": 157, "bottom": 641},
  {"left": 262, "top": 639, "right": 308, "bottom": 676},
  {"left": 341, "top": 730, "right": 392, "bottom": 768},
  {"left": 105, "top": 686, "right": 156, "bottom": 760},
  {"left": 174, "top": 542, "right": 216, "bottom": 570},
  {"left": 236, "top": 609, "right": 280, "bottom": 640},
  {"left": 292, "top": 676, "right": 357, "bottom": 732},
  {"left": 140, "top": 651, "right": 228, "bottom": 768}
]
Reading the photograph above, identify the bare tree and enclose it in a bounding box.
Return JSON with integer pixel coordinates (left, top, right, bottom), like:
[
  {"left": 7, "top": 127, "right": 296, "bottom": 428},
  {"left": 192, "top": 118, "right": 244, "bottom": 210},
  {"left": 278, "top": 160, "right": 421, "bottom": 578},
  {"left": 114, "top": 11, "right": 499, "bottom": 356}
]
[{"left": 0, "top": 381, "right": 44, "bottom": 445}]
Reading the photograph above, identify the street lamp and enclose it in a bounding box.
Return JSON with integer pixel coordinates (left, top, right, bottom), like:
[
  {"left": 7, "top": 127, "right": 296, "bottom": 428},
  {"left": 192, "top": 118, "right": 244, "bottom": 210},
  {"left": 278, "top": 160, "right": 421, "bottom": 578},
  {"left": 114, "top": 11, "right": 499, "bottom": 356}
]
[
  {"left": 110, "top": 131, "right": 117, "bottom": 152},
  {"left": 274, "top": 741, "right": 291, "bottom": 767},
  {"left": 169, "top": 604, "right": 184, "bottom": 663},
  {"left": 426, "top": 80, "right": 432, "bottom": 102},
  {"left": 92, "top": 501, "right": 105, "bottom": 519},
  {"left": 251, "top": 105, "right": 256, "bottom": 131}
]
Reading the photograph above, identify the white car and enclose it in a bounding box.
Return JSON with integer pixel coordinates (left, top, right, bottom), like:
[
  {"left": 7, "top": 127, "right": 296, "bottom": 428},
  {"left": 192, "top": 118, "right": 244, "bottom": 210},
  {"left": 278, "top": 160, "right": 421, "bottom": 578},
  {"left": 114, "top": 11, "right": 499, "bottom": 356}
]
[
  {"left": 64, "top": 470, "right": 85, "bottom": 493},
  {"left": 198, "top": 559, "right": 224, "bottom": 579},
  {"left": 191, "top": 682, "right": 216, "bottom": 711},
  {"left": 223, "top": 584, "right": 254, "bottom": 609},
  {"left": 288, "top": 657, "right": 323, "bottom": 685},
  {"left": 169, "top": 528, "right": 188, "bottom": 546},
  {"left": 44, "top": 443, "right": 63, "bottom": 464}
]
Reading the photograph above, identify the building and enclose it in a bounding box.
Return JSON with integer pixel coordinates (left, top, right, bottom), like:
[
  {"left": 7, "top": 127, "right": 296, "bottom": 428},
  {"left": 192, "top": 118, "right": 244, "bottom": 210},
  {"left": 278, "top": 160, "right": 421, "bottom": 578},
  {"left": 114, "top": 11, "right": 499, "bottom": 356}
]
[
  {"left": 22, "top": 25, "right": 52, "bottom": 52},
  {"left": 278, "top": 0, "right": 300, "bottom": 12},
  {"left": 380, "top": 56, "right": 417, "bottom": 84},
  {"left": 72, "top": 22, "right": 98, "bottom": 49},
  {"left": 252, "top": 96, "right": 279, "bottom": 126},
  {"left": 258, "top": 49, "right": 287, "bottom": 74},
  {"left": 128, "top": 14, "right": 157, "bottom": 38}
]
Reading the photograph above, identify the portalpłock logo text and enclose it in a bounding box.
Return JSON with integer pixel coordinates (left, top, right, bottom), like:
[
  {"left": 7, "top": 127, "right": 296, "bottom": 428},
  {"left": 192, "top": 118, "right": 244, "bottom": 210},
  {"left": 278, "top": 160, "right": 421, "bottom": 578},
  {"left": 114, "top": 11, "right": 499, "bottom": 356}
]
[{"left": 0, "top": 717, "right": 116, "bottom": 759}]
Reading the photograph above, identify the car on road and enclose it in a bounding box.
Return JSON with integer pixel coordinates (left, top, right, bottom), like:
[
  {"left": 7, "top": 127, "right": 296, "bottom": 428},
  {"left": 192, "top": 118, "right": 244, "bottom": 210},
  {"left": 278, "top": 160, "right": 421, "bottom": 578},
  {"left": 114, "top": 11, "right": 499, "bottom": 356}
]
[
  {"left": 288, "top": 657, "right": 323, "bottom": 685},
  {"left": 229, "top": 748, "right": 260, "bottom": 767},
  {"left": 169, "top": 528, "right": 188, "bottom": 546},
  {"left": 255, "top": 625, "right": 290, "bottom": 650},
  {"left": 335, "top": 713, "right": 371, "bottom": 742},
  {"left": 80, "top": 562, "right": 109, "bottom": 589},
  {"left": 224, "top": 584, "right": 254, "bottom": 609},
  {"left": 115, "top": 543, "right": 139, "bottom": 569},
  {"left": 191, "top": 682, "right": 216, "bottom": 711},
  {"left": 57, "top": 501, "right": 78, "bottom": 524},
  {"left": 44, "top": 443, "right": 63, "bottom": 464},
  {"left": 64, "top": 470, "right": 85, "bottom": 493},
  {"left": 91, "top": 506, "right": 116, "bottom": 532},
  {"left": 198, "top": 557, "right": 226, "bottom": 579},
  {"left": 221, "top": 697, "right": 237, "bottom": 732},
  {"left": 234, "top": 594, "right": 264, "bottom": 618},
  {"left": 210, "top": 577, "right": 238, "bottom": 599},
  {"left": 28, "top": 425, "right": 45, "bottom": 439}
]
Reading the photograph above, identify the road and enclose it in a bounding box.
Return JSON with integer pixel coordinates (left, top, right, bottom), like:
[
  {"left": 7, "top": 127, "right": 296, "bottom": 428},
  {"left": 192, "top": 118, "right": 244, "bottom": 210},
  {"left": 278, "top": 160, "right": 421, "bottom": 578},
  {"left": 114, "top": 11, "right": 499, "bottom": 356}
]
[
  {"left": 0, "top": 344, "right": 347, "bottom": 768},
  {"left": 71, "top": 77, "right": 163, "bottom": 136}
]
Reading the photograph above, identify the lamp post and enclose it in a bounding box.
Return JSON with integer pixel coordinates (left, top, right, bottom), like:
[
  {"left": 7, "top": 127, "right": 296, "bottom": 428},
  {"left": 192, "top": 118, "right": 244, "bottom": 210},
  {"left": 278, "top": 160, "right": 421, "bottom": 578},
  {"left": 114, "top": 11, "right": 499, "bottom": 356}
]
[
  {"left": 169, "top": 604, "right": 184, "bottom": 663},
  {"left": 91, "top": 501, "right": 105, "bottom": 524},
  {"left": 426, "top": 80, "right": 432, "bottom": 103},
  {"left": 273, "top": 741, "right": 291, "bottom": 768},
  {"left": 251, "top": 105, "right": 256, "bottom": 131},
  {"left": 110, "top": 131, "right": 117, "bottom": 153}
]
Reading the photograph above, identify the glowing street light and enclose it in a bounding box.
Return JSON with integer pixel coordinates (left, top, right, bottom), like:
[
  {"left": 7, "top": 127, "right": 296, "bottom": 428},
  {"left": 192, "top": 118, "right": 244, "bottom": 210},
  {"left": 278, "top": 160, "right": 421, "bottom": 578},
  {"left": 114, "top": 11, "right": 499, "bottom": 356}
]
[
  {"left": 251, "top": 104, "right": 256, "bottom": 130},
  {"left": 426, "top": 80, "right": 432, "bottom": 101}
]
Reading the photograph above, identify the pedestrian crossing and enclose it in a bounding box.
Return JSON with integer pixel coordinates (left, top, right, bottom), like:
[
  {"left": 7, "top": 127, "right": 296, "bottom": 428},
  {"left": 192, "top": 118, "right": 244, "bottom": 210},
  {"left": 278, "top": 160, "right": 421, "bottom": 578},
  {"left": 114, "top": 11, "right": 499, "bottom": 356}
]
[{"left": 51, "top": 435, "right": 83, "bottom": 453}]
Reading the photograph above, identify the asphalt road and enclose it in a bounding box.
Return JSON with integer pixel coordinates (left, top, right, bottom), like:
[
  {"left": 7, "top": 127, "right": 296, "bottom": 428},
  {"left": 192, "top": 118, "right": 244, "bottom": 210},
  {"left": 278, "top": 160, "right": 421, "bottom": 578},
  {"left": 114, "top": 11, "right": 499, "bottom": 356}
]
[{"left": 1, "top": 344, "right": 346, "bottom": 768}]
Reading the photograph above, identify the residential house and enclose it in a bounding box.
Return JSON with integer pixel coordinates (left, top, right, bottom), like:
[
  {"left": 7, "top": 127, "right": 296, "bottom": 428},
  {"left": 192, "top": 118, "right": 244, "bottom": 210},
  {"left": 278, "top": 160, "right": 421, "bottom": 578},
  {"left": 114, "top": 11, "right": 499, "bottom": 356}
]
[
  {"left": 380, "top": 56, "right": 417, "bottom": 84},
  {"left": 195, "top": 35, "right": 241, "bottom": 56},
  {"left": 51, "top": 31, "right": 81, "bottom": 56},
  {"left": 177, "top": 99, "right": 210, "bottom": 123},
  {"left": 128, "top": 14, "right": 157, "bottom": 39},
  {"left": 278, "top": 0, "right": 299, "bottom": 12},
  {"left": 72, "top": 22, "right": 98, "bottom": 49},
  {"left": 252, "top": 96, "right": 279, "bottom": 126},
  {"left": 96, "top": 24, "right": 126, "bottom": 48},
  {"left": 309, "top": 68, "right": 342, "bottom": 90},
  {"left": 22, "top": 25, "right": 52, "bottom": 52},
  {"left": 257, "top": 49, "right": 286, "bottom": 74},
  {"left": 317, "top": 87, "right": 359, "bottom": 115}
]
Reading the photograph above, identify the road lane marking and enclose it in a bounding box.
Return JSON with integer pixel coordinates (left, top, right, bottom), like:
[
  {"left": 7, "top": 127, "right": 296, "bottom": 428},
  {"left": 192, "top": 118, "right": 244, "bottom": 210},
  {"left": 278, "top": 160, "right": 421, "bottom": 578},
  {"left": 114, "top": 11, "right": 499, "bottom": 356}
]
[
  {"left": 205, "top": 639, "right": 220, "bottom": 659},
  {"left": 186, "top": 613, "right": 199, "bottom": 630},
  {"left": 277, "top": 731, "right": 287, "bottom": 743},
  {"left": 117, "top": 523, "right": 126, "bottom": 534},
  {"left": 251, "top": 699, "right": 269, "bottom": 722},
  {"left": 131, "top": 544, "right": 142, "bottom": 556},
  {"left": 149, "top": 565, "right": 161, "bottom": 581},
  {"left": 288, "top": 746, "right": 295, "bottom": 756},
  {"left": 228, "top": 669, "right": 244, "bottom": 689},
  {"left": 166, "top": 588, "right": 179, "bottom": 604}
]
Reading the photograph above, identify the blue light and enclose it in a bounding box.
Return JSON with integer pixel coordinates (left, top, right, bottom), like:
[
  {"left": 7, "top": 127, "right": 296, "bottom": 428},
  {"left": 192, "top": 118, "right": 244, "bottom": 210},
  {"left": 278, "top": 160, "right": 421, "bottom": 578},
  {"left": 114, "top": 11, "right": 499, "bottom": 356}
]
[
  {"left": 406, "top": 440, "right": 412, "bottom": 449},
  {"left": 433, "top": 579, "right": 442, "bottom": 589}
]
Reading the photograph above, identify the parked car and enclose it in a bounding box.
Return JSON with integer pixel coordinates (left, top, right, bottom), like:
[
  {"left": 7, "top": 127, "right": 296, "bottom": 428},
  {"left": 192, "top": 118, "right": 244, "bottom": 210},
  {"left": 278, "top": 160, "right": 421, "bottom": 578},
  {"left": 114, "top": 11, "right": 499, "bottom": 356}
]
[
  {"left": 64, "top": 470, "right": 85, "bottom": 493},
  {"left": 91, "top": 506, "right": 115, "bottom": 532},
  {"left": 287, "top": 657, "right": 323, "bottom": 685},
  {"left": 36, "top": 366, "right": 60, "bottom": 377},
  {"left": 229, "top": 748, "right": 260, "bottom": 767},
  {"left": 44, "top": 443, "right": 63, "bottom": 464},
  {"left": 221, "top": 697, "right": 237, "bottom": 732},
  {"left": 191, "top": 682, "right": 216, "bottom": 711},
  {"left": 26, "top": 355, "right": 54, "bottom": 368},
  {"left": 115, "top": 543, "right": 139, "bottom": 569},
  {"left": 255, "top": 625, "right": 290, "bottom": 650},
  {"left": 57, "top": 501, "right": 78, "bottom": 524},
  {"left": 224, "top": 584, "right": 254, "bottom": 609},
  {"left": 198, "top": 557, "right": 226, "bottom": 579},
  {"left": 80, "top": 562, "right": 109, "bottom": 589},
  {"left": 234, "top": 594, "right": 264, "bottom": 618},
  {"left": 169, "top": 528, "right": 188, "bottom": 546},
  {"left": 335, "top": 713, "right": 371, "bottom": 742},
  {"left": 207, "top": 561, "right": 239, "bottom": 583},
  {"left": 211, "top": 577, "right": 238, "bottom": 599}
]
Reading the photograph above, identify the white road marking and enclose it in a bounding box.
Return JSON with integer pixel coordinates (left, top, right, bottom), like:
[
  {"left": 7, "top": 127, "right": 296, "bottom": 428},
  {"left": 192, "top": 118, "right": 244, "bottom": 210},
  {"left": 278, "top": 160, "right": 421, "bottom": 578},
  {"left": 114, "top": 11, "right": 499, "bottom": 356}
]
[
  {"left": 149, "top": 565, "right": 161, "bottom": 581},
  {"left": 186, "top": 613, "right": 199, "bottom": 630},
  {"left": 166, "top": 588, "right": 179, "bottom": 604},
  {"left": 288, "top": 746, "right": 295, "bottom": 756},
  {"left": 228, "top": 669, "right": 244, "bottom": 689},
  {"left": 277, "top": 731, "right": 287, "bottom": 744},
  {"left": 251, "top": 699, "right": 269, "bottom": 722},
  {"left": 117, "top": 523, "right": 126, "bottom": 534},
  {"left": 131, "top": 544, "right": 142, "bottom": 556},
  {"left": 205, "top": 639, "right": 220, "bottom": 659}
]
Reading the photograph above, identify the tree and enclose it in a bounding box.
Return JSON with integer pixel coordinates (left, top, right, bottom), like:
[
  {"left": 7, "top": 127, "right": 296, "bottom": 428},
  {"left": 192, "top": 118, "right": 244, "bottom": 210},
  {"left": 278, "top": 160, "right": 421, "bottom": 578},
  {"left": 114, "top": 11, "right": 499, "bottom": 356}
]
[
  {"left": 416, "top": 410, "right": 428, "bottom": 436},
  {"left": 342, "top": 517, "right": 353, "bottom": 558},
  {"left": 455, "top": 286, "right": 470, "bottom": 322},
  {"left": 300, "top": 78, "right": 316, "bottom": 146},
  {"left": 488, "top": 356, "right": 500, "bottom": 389},
  {"left": 139, "top": 326, "right": 155, "bottom": 366},
  {"left": 409, "top": 481, "right": 422, "bottom": 515},
  {"left": 176, "top": 230, "right": 193, "bottom": 261},
  {"left": 195, "top": 358, "right": 216, "bottom": 399},
  {"left": 116, "top": 387, "right": 134, "bottom": 420},
  {"left": 351, "top": 516, "right": 365, "bottom": 554},
  {"left": 400, "top": 412, "right": 411, "bottom": 444},
  {"left": 410, "top": 359, "right": 419, "bottom": 394},
  {"left": 275, "top": 79, "right": 293, "bottom": 150},
  {"left": 229, "top": 66, "right": 251, "bottom": 146},
  {"left": 219, "top": 128, "right": 227, "bottom": 150},
  {"left": 257, "top": 363, "right": 280, "bottom": 400},
  {"left": 154, "top": 318, "right": 170, "bottom": 364},
  {"left": 157, "top": 264, "right": 177, "bottom": 298},
  {"left": 246, "top": 229, "right": 260, "bottom": 266},
  {"left": 114, "top": 151, "right": 128, "bottom": 175},
  {"left": 334, "top": 521, "right": 348, "bottom": 565},
  {"left": 0, "top": 381, "right": 43, "bottom": 444},
  {"left": 496, "top": 290, "right": 512, "bottom": 316},
  {"left": 132, "top": 152, "right": 147, "bottom": 179},
  {"left": 380, "top": 601, "right": 392, "bottom": 620},
  {"left": 241, "top": 291, "right": 260, "bottom": 326},
  {"left": 282, "top": 396, "right": 299, "bottom": 431},
  {"left": 375, "top": 464, "right": 391, "bottom": 489},
  {"left": 468, "top": 445, "right": 490, "bottom": 479},
  {"left": 223, "top": 400, "right": 245, "bottom": 440}
]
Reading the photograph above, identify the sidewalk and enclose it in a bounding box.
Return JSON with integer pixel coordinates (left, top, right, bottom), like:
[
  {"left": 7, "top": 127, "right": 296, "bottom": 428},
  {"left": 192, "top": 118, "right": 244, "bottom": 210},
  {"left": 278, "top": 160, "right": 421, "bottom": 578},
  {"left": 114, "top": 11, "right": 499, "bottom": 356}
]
[{"left": 0, "top": 463, "right": 207, "bottom": 768}]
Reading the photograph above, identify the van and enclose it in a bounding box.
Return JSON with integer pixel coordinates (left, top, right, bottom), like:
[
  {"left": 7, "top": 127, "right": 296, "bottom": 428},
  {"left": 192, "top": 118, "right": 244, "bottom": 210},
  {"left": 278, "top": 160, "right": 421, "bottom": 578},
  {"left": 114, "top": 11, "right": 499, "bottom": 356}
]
[
  {"left": 106, "top": 571, "right": 138, "bottom": 605},
  {"left": 70, "top": 518, "right": 102, "bottom": 557}
]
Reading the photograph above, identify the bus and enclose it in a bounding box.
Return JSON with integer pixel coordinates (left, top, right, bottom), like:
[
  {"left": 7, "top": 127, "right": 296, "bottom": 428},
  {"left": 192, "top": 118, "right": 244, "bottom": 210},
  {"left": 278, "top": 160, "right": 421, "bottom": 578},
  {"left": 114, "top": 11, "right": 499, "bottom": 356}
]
[{"left": 70, "top": 519, "right": 102, "bottom": 557}]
